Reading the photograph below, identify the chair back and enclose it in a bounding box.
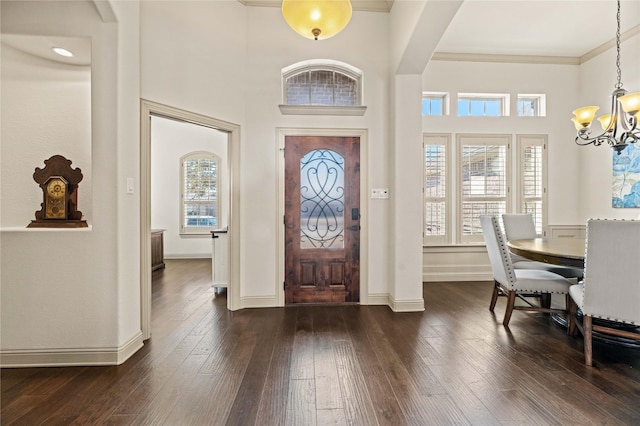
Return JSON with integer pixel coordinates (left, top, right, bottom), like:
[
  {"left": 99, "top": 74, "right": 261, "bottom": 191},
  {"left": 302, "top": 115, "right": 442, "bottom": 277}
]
[
  {"left": 582, "top": 219, "right": 640, "bottom": 325},
  {"left": 480, "top": 215, "right": 516, "bottom": 289},
  {"left": 502, "top": 213, "right": 538, "bottom": 240}
]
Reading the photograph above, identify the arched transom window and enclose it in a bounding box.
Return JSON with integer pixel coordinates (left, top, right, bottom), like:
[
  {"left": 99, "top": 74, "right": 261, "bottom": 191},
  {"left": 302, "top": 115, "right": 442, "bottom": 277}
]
[{"left": 280, "top": 60, "right": 366, "bottom": 116}]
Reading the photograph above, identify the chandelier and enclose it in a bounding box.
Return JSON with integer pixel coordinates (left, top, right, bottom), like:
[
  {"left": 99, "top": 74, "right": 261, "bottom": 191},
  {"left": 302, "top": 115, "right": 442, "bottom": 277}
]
[
  {"left": 571, "top": 0, "right": 640, "bottom": 154},
  {"left": 282, "top": 0, "right": 352, "bottom": 41}
]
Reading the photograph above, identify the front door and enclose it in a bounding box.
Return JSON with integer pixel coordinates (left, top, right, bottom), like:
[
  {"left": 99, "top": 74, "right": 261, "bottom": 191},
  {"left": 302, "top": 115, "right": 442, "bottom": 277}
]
[{"left": 284, "top": 136, "right": 360, "bottom": 304}]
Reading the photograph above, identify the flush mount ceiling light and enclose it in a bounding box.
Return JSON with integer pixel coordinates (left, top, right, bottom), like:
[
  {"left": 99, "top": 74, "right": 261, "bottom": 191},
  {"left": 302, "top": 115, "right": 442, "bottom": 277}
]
[
  {"left": 52, "top": 47, "right": 74, "bottom": 57},
  {"left": 282, "top": 0, "right": 352, "bottom": 41},
  {"left": 571, "top": 0, "right": 640, "bottom": 154}
]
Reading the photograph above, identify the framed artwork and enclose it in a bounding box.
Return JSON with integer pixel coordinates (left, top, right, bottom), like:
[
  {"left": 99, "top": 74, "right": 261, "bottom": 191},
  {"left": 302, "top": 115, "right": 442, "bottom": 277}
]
[{"left": 612, "top": 143, "right": 640, "bottom": 208}]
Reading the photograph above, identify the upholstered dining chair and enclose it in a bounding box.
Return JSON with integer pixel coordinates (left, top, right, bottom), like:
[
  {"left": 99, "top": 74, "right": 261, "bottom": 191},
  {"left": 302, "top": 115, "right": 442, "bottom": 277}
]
[
  {"left": 480, "top": 215, "right": 573, "bottom": 327},
  {"left": 502, "top": 213, "right": 583, "bottom": 281},
  {"left": 567, "top": 219, "right": 640, "bottom": 366}
]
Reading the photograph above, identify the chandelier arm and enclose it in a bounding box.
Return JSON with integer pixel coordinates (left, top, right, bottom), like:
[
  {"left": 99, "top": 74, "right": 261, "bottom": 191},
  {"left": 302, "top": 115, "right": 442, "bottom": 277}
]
[
  {"left": 575, "top": 132, "right": 613, "bottom": 147},
  {"left": 619, "top": 114, "right": 638, "bottom": 133},
  {"left": 572, "top": 0, "right": 638, "bottom": 151}
]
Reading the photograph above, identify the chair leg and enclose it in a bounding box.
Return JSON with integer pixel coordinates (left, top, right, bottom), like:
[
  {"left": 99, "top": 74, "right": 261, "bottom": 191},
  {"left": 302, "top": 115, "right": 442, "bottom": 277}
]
[
  {"left": 584, "top": 315, "right": 593, "bottom": 367},
  {"left": 567, "top": 294, "right": 577, "bottom": 336},
  {"left": 540, "top": 293, "right": 551, "bottom": 309},
  {"left": 503, "top": 290, "right": 516, "bottom": 327},
  {"left": 489, "top": 280, "right": 500, "bottom": 312}
]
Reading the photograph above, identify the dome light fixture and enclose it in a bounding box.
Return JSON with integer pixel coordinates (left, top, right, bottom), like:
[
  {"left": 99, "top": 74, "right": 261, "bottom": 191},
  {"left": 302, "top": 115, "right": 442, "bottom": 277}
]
[
  {"left": 282, "top": 0, "right": 352, "bottom": 41},
  {"left": 571, "top": 0, "right": 640, "bottom": 154}
]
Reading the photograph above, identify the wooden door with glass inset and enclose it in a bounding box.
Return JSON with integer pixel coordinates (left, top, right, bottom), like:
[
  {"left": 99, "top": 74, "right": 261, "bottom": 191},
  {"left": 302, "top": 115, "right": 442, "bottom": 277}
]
[{"left": 284, "top": 136, "right": 360, "bottom": 304}]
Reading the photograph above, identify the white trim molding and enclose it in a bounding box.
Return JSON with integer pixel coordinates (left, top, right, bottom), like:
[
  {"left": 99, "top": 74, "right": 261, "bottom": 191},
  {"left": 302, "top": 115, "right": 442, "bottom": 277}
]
[
  {"left": 387, "top": 295, "right": 425, "bottom": 313},
  {"left": 1, "top": 332, "right": 144, "bottom": 368},
  {"left": 240, "top": 295, "right": 280, "bottom": 309},
  {"left": 140, "top": 99, "right": 242, "bottom": 342},
  {"left": 278, "top": 105, "right": 367, "bottom": 116}
]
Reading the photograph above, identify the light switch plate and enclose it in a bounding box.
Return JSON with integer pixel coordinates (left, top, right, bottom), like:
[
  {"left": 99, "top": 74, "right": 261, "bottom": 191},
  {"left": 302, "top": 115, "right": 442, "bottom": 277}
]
[{"left": 126, "top": 178, "right": 134, "bottom": 194}]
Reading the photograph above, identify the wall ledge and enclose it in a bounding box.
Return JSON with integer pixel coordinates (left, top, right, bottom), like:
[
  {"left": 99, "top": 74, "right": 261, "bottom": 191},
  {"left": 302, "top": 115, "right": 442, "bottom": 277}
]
[{"left": 1, "top": 225, "right": 93, "bottom": 232}]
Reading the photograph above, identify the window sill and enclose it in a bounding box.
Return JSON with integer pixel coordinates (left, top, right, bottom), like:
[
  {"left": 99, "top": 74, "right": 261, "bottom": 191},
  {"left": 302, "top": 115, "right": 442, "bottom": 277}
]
[
  {"left": 279, "top": 105, "right": 367, "bottom": 116},
  {"left": 179, "top": 232, "right": 212, "bottom": 238}
]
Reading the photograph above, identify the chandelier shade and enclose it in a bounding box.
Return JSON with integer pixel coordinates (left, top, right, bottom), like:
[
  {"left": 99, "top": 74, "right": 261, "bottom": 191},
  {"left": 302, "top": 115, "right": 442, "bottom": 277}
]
[
  {"left": 571, "top": 0, "right": 640, "bottom": 154},
  {"left": 282, "top": 0, "right": 352, "bottom": 41}
]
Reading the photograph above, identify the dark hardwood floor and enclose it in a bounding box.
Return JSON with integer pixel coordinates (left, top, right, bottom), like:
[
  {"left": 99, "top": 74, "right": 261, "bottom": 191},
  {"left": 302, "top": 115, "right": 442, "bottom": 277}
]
[{"left": 2, "top": 258, "right": 640, "bottom": 425}]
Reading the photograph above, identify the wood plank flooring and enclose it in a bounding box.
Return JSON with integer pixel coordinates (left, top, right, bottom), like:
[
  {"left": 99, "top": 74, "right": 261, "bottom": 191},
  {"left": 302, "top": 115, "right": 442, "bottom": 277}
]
[{"left": 2, "top": 258, "right": 640, "bottom": 425}]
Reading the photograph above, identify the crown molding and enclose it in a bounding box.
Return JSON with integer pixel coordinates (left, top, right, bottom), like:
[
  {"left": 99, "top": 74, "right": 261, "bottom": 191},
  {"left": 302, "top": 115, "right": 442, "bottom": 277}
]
[
  {"left": 431, "top": 52, "right": 580, "bottom": 65},
  {"left": 580, "top": 24, "right": 640, "bottom": 64},
  {"left": 238, "top": 0, "right": 393, "bottom": 13}
]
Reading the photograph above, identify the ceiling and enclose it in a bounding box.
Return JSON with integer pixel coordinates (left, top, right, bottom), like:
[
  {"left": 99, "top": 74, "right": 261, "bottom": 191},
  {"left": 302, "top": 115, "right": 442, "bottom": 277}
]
[
  {"left": 2, "top": 34, "right": 91, "bottom": 66},
  {"left": 243, "top": 0, "right": 640, "bottom": 60}
]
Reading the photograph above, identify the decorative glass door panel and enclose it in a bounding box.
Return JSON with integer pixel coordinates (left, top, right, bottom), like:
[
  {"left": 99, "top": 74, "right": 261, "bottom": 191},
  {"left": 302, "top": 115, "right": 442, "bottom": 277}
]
[{"left": 300, "top": 149, "right": 344, "bottom": 249}]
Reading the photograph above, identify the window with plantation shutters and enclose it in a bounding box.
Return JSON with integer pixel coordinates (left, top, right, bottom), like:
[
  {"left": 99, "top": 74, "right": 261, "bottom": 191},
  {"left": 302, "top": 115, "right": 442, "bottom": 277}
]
[
  {"left": 424, "top": 134, "right": 450, "bottom": 245},
  {"left": 181, "top": 152, "right": 219, "bottom": 234},
  {"left": 422, "top": 133, "right": 546, "bottom": 246},
  {"left": 517, "top": 135, "right": 547, "bottom": 235},
  {"left": 457, "top": 134, "right": 511, "bottom": 244}
]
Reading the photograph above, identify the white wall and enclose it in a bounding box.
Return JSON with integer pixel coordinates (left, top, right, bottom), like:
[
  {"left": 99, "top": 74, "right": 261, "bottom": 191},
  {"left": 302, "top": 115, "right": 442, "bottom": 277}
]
[
  {"left": 420, "top": 60, "right": 582, "bottom": 282},
  {"left": 1, "top": 43, "right": 92, "bottom": 227},
  {"left": 420, "top": 33, "right": 640, "bottom": 282},
  {"left": 151, "top": 116, "right": 228, "bottom": 258},
  {"left": 243, "top": 7, "right": 392, "bottom": 299},
  {"left": 141, "top": 3, "right": 398, "bottom": 302},
  {"left": 422, "top": 60, "right": 583, "bottom": 226},
  {"left": 0, "top": 0, "right": 142, "bottom": 366}
]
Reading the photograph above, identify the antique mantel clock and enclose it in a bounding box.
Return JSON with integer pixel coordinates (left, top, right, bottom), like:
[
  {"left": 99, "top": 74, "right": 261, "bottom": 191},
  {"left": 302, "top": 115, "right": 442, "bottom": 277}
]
[{"left": 27, "top": 155, "right": 88, "bottom": 228}]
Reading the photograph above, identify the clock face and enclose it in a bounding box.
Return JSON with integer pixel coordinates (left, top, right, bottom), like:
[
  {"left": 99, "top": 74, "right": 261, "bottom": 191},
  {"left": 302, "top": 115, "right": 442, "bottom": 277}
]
[
  {"left": 45, "top": 178, "right": 66, "bottom": 219},
  {"left": 47, "top": 178, "right": 66, "bottom": 199}
]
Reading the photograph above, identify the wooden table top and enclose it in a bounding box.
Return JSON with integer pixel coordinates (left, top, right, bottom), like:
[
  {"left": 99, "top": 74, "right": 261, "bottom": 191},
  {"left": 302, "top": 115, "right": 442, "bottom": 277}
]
[{"left": 507, "top": 237, "right": 586, "bottom": 269}]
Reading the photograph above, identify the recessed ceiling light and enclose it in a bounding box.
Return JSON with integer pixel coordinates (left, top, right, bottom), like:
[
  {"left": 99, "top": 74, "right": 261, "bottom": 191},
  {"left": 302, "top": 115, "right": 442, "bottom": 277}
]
[{"left": 52, "top": 47, "right": 74, "bottom": 57}]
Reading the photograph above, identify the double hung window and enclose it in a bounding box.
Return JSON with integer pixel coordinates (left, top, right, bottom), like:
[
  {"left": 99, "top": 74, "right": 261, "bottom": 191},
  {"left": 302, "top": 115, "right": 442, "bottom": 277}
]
[{"left": 181, "top": 152, "right": 219, "bottom": 234}]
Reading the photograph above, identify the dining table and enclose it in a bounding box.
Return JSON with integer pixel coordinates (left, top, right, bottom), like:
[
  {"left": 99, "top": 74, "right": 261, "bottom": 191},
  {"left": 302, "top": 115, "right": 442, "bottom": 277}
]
[
  {"left": 507, "top": 237, "right": 585, "bottom": 269},
  {"left": 507, "top": 236, "right": 640, "bottom": 348}
]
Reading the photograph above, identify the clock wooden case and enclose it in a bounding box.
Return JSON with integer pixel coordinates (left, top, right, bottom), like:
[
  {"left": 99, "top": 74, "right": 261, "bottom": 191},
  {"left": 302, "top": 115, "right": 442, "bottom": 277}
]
[{"left": 27, "top": 155, "right": 88, "bottom": 228}]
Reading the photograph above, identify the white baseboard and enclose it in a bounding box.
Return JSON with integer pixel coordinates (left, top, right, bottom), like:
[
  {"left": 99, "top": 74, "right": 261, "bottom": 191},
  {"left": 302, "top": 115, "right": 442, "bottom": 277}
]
[
  {"left": 423, "top": 272, "right": 493, "bottom": 282},
  {"left": 240, "top": 295, "right": 280, "bottom": 309},
  {"left": 366, "top": 293, "right": 391, "bottom": 305},
  {"left": 388, "top": 295, "right": 425, "bottom": 312},
  {"left": 0, "top": 332, "right": 144, "bottom": 368},
  {"left": 164, "top": 253, "right": 211, "bottom": 259},
  {"left": 366, "top": 293, "right": 425, "bottom": 312}
]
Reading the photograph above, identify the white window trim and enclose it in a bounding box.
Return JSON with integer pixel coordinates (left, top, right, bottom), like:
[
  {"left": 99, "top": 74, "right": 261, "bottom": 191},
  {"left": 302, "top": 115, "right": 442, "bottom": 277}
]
[
  {"left": 456, "top": 134, "right": 512, "bottom": 244},
  {"left": 422, "top": 91, "right": 449, "bottom": 116},
  {"left": 516, "top": 134, "right": 548, "bottom": 234},
  {"left": 457, "top": 92, "right": 510, "bottom": 117},
  {"left": 423, "top": 133, "right": 451, "bottom": 245},
  {"left": 279, "top": 59, "right": 366, "bottom": 116},
  {"left": 517, "top": 94, "right": 547, "bottom": 117},
  {"left": 180, "top": 151, "right": 221, "bottom": 235}
]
